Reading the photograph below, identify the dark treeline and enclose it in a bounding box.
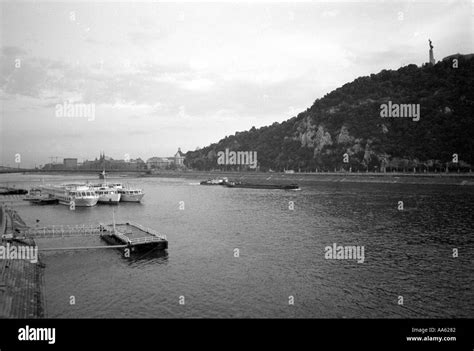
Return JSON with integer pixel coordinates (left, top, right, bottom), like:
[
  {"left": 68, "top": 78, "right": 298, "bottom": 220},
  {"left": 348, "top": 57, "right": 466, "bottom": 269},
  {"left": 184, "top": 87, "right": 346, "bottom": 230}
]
[{"left": 185, "top": 55, "right": 474, "bottom": 172}]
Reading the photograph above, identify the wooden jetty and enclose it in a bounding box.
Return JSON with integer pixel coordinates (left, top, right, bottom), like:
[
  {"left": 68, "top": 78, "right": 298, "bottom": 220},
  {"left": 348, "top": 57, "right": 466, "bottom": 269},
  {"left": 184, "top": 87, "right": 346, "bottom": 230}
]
[
  {"left": 0, "top": 205, "right": 46, "bottom": 318},
  {"left": 99, "top": 221, "right": 168, "bottom": 252},
  {"left": 0, "top": 247, "right": 46, "bottom": 318}
]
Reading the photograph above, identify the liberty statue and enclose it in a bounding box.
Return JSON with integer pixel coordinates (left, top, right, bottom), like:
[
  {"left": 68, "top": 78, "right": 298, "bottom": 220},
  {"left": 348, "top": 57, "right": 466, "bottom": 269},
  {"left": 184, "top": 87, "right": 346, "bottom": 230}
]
[{"left": 428, "top": 39, "right": 435, "bottom": 65}]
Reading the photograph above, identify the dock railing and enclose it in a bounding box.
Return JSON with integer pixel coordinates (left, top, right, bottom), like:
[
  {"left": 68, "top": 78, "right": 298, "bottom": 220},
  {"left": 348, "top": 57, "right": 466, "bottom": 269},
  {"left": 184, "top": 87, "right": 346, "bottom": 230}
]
[
  {"left": 21, "top": 224, "right": 101, "bottom": 238},
  {"left": 128, "top": 236, "right": 164, "bottom": 244},
  {"left": 113, "top": 230, "right": 132, "bottom": 245},
  {"left": 127, "top": 221, "right": 167, "bottom": 240}
]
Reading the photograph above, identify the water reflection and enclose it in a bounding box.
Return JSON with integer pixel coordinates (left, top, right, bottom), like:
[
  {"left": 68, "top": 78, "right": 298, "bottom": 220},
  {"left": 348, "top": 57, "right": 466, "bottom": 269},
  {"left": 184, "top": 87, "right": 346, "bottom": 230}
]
[{"left": 126, "top": 249, "right": 169, "bottom": 264}]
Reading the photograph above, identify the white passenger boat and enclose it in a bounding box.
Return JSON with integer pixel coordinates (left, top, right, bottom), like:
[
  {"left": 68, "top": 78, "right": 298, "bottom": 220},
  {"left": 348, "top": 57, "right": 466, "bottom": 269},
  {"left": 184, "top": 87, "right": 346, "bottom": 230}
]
[
  {"left": 41, "top": 184, "right": 99, "bottom": 207},
  {"left": 90, "top": 184, "right": 121, "bottom": 204},
  {"left": 118, "top": 188, "right": 144, "bottom": 202},
  {"left": 109, "top": 183, "right": 145, "bottom": 202}
]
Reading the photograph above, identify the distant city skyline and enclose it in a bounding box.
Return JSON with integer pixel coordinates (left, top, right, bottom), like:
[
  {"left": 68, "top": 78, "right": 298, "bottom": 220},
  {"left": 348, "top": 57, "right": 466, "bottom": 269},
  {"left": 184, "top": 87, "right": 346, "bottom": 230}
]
[{"left": 1, "top": 1, "right": 473, "bottom": 167}]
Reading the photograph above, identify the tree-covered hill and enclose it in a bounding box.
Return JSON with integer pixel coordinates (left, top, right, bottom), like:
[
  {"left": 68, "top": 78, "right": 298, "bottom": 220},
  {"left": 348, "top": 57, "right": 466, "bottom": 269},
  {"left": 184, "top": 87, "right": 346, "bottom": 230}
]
[{"left": 185, "top": 55, "right": 474, "bottom": 172}]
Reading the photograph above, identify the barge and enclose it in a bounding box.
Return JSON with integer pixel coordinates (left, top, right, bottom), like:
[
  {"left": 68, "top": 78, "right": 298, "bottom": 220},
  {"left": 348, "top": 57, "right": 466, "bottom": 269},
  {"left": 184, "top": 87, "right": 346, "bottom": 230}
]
[
  {"left": 225, "top": 182, "right": 300, "bottom": 190},
  {"left": 200, "top": 177, "right": 228, "bottom": 185}
]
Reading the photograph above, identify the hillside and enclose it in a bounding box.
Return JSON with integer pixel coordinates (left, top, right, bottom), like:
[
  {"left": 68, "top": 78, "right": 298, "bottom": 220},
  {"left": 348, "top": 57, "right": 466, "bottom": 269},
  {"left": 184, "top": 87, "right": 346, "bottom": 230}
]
[{"left": 185, "top": 55, "right": 474, "bottom": 172}]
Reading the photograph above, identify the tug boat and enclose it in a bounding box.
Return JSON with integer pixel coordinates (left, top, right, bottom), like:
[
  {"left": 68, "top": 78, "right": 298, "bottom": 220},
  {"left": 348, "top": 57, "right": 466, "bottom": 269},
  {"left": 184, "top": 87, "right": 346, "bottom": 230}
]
[
  {"left": 99, "top": 169, "right": 107, "bottom": 180},
  {"left": 23, "top": 187, "right": 58, "bottom": 205}
]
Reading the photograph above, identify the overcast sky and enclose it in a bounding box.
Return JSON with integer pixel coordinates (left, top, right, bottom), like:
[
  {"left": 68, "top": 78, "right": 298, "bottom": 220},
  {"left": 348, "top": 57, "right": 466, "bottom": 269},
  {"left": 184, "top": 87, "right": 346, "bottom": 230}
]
[{"left": 0, "top": 1, "right": 472, "bottom": 167}]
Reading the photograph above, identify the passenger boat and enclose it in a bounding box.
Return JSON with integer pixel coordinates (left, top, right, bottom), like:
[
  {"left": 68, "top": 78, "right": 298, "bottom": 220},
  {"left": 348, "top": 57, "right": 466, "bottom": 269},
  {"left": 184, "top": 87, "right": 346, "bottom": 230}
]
[
  {"left": 109, "top": 183, "right": 145, "bottom": 202},
  {"left": 225, "top": 181, "right": 300, "bottom": 190},
  {"left": 90, "top": 184, "right": 121, "bottom": 204},
  {"left": 41, "top": 184, "right": 99, "bottom": 207},
  {"left": 118, "top": 188, "right": 145, "bottom": 202}
]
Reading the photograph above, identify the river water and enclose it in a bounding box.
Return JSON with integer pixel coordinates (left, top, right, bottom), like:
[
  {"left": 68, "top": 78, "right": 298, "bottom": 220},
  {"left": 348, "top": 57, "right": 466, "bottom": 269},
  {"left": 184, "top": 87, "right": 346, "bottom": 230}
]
[{"left": 1, "top": 173, "right": 473, "bottom": 318}]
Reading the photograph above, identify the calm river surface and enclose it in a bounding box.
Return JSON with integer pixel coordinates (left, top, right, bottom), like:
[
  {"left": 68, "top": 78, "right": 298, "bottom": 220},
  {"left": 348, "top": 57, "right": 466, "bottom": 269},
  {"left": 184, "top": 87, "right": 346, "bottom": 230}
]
[{"left": 1, "top": 174, "right": 473, "bottom": 318}]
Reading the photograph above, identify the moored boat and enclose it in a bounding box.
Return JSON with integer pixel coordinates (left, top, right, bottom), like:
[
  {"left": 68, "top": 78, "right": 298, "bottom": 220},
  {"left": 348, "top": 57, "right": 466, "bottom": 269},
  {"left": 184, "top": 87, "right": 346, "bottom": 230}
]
[
  {"left": 40, "top": 184, "right": 99, "bottom": 207},
  {"left": 90, "top": 184, "right": 121, "bottom": 204},
  {"left": 109, "top": 183, "right": 145, "bottom": 202},
  {"left": 23, "top": 187, "right": 58, "bottom": 205},
  {"left": 118, "top": 188, "right": 145, "bottom": 202}
]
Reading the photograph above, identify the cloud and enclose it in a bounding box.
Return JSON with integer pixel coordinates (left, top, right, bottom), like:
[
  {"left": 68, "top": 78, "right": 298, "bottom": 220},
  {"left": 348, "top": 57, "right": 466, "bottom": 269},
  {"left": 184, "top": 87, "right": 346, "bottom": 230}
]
[
  {"left": 180, "top": 78, "right": 215, "bottom": 91},
  {"left": 128, "top": 30, "right": 167, "bottom": 46},
  {"left": 1, "top": 1, "right": 472, "bottom": 167},
  {"left": 321, "top": 10, "right": 339, "bottom": 18},
  {"left": 1, "top": 46, "right": 27, "bottom": 57}
]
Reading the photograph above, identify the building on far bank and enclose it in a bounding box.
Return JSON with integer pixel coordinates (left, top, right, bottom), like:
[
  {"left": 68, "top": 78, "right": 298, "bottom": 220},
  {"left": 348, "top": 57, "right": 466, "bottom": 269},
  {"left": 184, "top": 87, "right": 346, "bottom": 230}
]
[
  {"left": 40, "top": 152, "right": 157, "bottom": 171},
  {"left": 81, "top": 152, "right": 146, "bottom": 171},
  {"left": 63, "top": 158, "right": 78, "bottom": 169},
  {"left": 174, "top": 148, "right": 185, "bottom": 166},
  {"left": 146, "top": 157, "right": 173, "bottom": 169},
  {"left": 146, "top": 148, "right": 186, "bottom": 170}
]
